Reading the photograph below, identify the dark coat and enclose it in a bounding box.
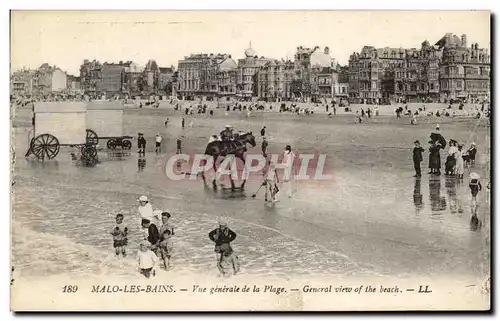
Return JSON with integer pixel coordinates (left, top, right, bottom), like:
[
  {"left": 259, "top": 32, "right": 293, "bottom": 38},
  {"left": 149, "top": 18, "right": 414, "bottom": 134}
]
[
  {"left": 413, "top": 147, "right": 424, "bottom": 162},
  {"left": 429, "top": 145, "right": 441, "bottom": 169},
  {"left": 209, "top": 227, "right": 237, "bottom": 254},
  {"left": 147, "top": 224, "right": 160, "bottom": 245}
]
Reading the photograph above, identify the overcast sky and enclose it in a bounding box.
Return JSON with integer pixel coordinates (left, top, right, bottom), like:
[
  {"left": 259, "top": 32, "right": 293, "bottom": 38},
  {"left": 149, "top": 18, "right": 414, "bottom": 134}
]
[{"left": 11, "top": 11, "right": 490, "bottom": 75}]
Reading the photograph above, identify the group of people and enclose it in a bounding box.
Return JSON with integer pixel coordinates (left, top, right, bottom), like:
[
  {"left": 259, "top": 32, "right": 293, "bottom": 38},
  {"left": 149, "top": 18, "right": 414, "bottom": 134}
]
[
  {"left": 356, "top": 107, "right": 379, "bottom": 123},
  {"left": 411, "top": 124, "right": 484, "bottom": 212},
  {"left": 111, "top": 194, "right": 241, "bottom": 278},
  {"left": 412, "top": 124, "right": 478, "bottom": 178},
  {"left": 136, "top": 133, "right": 183, "bottom": 156}
]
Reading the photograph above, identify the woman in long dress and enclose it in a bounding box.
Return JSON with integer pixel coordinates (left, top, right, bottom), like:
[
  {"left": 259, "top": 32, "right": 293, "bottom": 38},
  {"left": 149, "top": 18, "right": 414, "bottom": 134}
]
[
  {"left": 428, "top": 142, "right": 441, "bottom": 175},
  {"left": 455, "top": 144, "right": 465, "bottom": 180}
]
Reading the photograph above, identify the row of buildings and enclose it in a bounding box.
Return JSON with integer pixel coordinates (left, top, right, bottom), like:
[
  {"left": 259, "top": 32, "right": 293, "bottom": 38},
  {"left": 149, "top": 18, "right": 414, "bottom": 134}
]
[
  {"left": 79, "top": 60, "right": 176, "bottom": 98},
  {"left": 348, "top": 33, "right": 490, "bottom": 104},
  {"left": 11, "top": 33, "right": 490, "bottom": 104},
  {"left": 177, "top": 43, "right": 349, "bottom": 103},
  {"left": 10, "top": 63, "right": 70, "bottom": 96}
]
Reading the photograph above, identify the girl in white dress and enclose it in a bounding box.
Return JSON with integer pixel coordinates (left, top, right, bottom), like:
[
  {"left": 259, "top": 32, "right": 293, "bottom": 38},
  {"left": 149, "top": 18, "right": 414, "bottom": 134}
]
[{"left": 455, "top": 144, "right": 465, "bottom": 180}]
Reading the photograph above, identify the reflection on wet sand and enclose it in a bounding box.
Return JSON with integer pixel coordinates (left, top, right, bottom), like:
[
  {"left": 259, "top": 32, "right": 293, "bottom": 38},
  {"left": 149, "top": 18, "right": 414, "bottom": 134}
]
[
  {"left": 412, "top": 178, "right": 423, "bottom": 214},
  {"left": 445, "top": 177, "right": 457, "bottom": 214},
  {"left": 429, "top": 178, "right": 447, "bottom": 213},
  {"left": 137, "top": 156, "right": 146, "bottom": 172},
  {"left": 470, "top": 213, "right": 482, "bottom": 232}
]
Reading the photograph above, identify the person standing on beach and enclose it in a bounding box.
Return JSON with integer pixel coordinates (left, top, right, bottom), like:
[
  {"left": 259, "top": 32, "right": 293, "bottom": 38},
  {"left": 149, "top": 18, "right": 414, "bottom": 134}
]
[
  {"left": 412, "top": 140, "right": 424, "bottom": 178},
  {"left": 283, "top": 145, "right": 296, "bottom": 198},
  {"left": 209, "top": 219, "right": 240, "bottom": 276},
  {"left": 137, "top": 241, "right": 159, "bottom": 278},
  {"left": 261, "top": 136, "right": 268, "bottom": 158},
  {"left": 260, "top": 126, "right": 266, "bottom": 137},
  {"left": 181, "top": 117, "right": 185, "bottom": 129},
  {"left": 155, "top": 134, "right": 162, "bottom": 155},
  {"left": 176, "top": 136, "right": 183, "bottom": 154},
  {"left": 110, "top": 214, "right": 128, "bottom": 257},
  {"left": 455, "top": 144, "right": 465, "bottom": 180},
  {"left": 469, "top": 173, "right": 482, "bottom": 208},
  {"left": 137, "top": 195, "right": 156, "bottom": 224},
  {"left": 137, "top": 133, "right": 146, "bottom": 155},
  {"left": 158, "top": 212, "right": 175, "bottom": 270}
]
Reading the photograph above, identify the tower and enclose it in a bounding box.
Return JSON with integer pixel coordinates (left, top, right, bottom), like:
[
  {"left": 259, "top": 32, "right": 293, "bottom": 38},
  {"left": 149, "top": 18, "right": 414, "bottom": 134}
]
[{"left": 461, "top": 34, "right": 467, "bottom": 48}]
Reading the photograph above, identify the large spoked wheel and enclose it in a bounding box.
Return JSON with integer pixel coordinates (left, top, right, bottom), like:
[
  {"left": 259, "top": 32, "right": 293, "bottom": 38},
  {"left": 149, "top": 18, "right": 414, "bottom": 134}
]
[
  {"left": 122, "top": 140, "right": 132, "bottom": 150},
  {"left": 107, "top": 139, "right": 117, "bottom": 150},
  {"left": 86, "top": 129, "right": 99, "bottom": 145},
  {"left": 30, "top": 134, "right": 60, "bottom": 161}
]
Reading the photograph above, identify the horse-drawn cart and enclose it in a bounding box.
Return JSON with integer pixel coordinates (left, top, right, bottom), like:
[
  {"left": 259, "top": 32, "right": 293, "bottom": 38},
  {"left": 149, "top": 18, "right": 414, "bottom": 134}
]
[
  {"left": 25, "top": 101, "right": 132, "bottom": 165},
  {"left": 25, "top": 102, "right": 99, "bottom": 165},
  {"left": 85, "top": 101, "right": 133, "bottom": 150}
]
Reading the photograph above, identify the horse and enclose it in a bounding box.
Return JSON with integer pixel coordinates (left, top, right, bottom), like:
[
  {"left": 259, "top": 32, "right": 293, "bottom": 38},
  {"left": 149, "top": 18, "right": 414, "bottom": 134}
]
[{"left": 201, "top": 132, "right": 256, "bottom": 191}]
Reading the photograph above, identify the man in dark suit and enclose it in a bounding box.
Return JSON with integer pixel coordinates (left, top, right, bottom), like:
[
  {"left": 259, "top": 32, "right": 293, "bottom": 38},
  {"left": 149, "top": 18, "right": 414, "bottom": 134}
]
[{"left": 413, "top": 140, "right": 424, "bottom": 177}]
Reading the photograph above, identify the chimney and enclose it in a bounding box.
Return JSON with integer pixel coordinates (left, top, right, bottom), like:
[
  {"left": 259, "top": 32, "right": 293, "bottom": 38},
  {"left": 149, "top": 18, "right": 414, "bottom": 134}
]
[
  {"left": 461, "top": 34, "right": 467, "bottom": 48},
  {"left": 445, "top": 33, "right": 453, "bottom": 46}
]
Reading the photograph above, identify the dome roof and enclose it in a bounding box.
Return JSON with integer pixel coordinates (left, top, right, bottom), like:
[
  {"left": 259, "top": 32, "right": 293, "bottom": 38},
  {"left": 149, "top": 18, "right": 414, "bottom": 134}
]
[
  {"left": 219, "top": 58, "right": 237, "bottom": 71},
  {"left": 310, "top": 48, "right": 332, "bottom": 68},
  {"left": 244, "top": 41, "right": 257, "bottom": 58},
  {"left": 245, "top": 47, "right": 257, "bottom": 58}
]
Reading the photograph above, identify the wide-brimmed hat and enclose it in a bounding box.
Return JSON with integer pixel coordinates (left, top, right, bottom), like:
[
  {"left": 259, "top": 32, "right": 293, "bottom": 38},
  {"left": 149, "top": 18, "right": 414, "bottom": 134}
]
[
  {"left": 138, "top": 195, "right": 148, "bottom": 202},
  {"left": 471, "top": 142, "right": 476, "bottom": 146},
  {"left": 218, "top": 217, "right": 228, "bottom": 226},
  {"left": 225, "top": 125, "right": 232, "bottom": 128},
  {"left": 470, "top": 172, "right": 480, "bottom": 180}
]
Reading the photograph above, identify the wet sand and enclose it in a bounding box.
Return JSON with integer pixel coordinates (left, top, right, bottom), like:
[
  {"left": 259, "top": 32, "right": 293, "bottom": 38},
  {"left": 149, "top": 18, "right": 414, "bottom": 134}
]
[{"left": 11, "top": 105, "right": 490, "bottom": 281}]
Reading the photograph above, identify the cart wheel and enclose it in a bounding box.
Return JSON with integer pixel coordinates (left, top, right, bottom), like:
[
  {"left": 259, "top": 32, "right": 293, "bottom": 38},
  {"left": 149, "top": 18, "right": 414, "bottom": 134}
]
[
  {"left": 86, "top": 129, "right": 99, "bottom": 145},
  {"left": 107, "top": 139, "right": 117, "bottom": 150},
  {"left": 122, "top": 140, "right": 132, "bottom": 150},
  {"left": 30, "top": 134, "right": 60, "bottom": 161}
]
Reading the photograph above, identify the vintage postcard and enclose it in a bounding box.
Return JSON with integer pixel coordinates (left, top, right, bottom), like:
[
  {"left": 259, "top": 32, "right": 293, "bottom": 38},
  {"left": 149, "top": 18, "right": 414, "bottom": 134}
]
[{"left": 10, "top": 10, "right": 491, "bottom": 311}]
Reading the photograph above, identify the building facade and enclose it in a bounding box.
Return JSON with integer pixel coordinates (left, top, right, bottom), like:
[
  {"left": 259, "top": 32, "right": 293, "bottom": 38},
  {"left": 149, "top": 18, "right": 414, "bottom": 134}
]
[
  {"left": 217, "top": 57, "right": 238, "bottom": 97},
  {"left": 37, "top": 63, "right": 67, "bottom": 93},
  {"left": 177, "top": 53, "right": 228, "bottom": 100},
  {"left": 66, "top": 75, "right": 82, "bottom": 93},
  {"left": 436, "top": 33, "right": 490, "bottom": 102},
  {"left": 123, "top": 61, "right": 144, "bottom": 96},
  {"left": 348, "top": 33, "right": 490, "bottom": 104},
  {"left": 159, "top": 66, "right": 175, "bottom": 96},
  {"left": 10, "top": 69, "right": 38, "bottom": 95},
  {"left": 80, "top": 59, "right": 103, "bottom": 94},
  {"left": 143, "top": 60, "right": 160, "bottom": 94},
  {"left": 236, "top": 43, "right": 272, "bottom": 99},
  {"left": 293, "top": 46, "right": 336, "bottom": 102},
  {"left": 257, "top": 60, "right": 295, "bottom": 101},
  {"left": 96, "top": 63, "right": 126, "bottom": 95}
]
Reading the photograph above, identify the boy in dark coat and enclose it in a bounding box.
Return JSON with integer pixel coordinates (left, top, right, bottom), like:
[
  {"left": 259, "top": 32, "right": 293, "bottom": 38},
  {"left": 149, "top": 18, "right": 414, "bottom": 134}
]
[
  {"left": 412, "top": 140, "right": 424, "bottom": 177},
  {"left": 209, "top": 220, "right": 239, "bottom": 276}
]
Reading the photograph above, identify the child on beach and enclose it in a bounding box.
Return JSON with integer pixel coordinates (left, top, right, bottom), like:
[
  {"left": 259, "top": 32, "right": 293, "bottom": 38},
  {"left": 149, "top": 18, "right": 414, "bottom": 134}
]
[
  {"left": 137, "top": 242, "right": 159, "bottom": 278},
  {"left": 176, "top": 136, "right": 183, "bottom": 154},
  {"left": 159, "top": 228, "right": 174, "bottom": 271},
  {"left": 159, "top": 212, "right": 175, "bottom": 271},
  {"left": 110, "top": 214, "right": 128, "bottom": 257},
  {"left": 469, "top": 172, "right": 482, "bottom": 208}
]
